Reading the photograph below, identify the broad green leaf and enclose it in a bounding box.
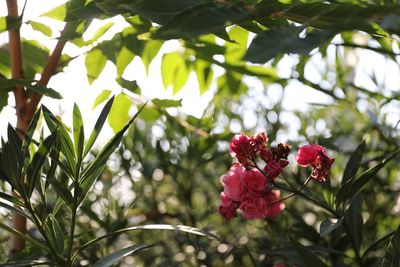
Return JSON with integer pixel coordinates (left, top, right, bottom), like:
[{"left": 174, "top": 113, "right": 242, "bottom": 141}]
[
  {"left": 161, "top": 52, "right": 189, "bottom": 94},
  {"left": 152, "top": 98, "right": 182, "bottom": 107},
  {"left": 93, "top": 244, "right": 152, "bottom": 267},
  {"left": 0, "top": 16, "right": 22, "bottom": 33},
  {"left": 26, "top": 85, "right": 62, "bottom": 99},
  {"left": 194, "top": 59, "right": 213, "bottom": 94},
  {"left": 116, "top": 77, "right": 139, "bottom": 94},
  {"left": 116, "top": 46, "right": 135, "bottom": 76},
  {"left": 74, "top": 21, "right": 115, "bottom": 47},
  {"left": 225, "top": 26, "right": 248, "bottom": 64},
  {"left": 289, "top": 237, "right": 329, "bottom": 267},
  {"left": 108, "top": 93, "right": 132, "bottom": 133},
  {"left": 382, "top": 224, "right": 400, "bottom": 267},
  {"left": 92, "top": 89, "right": 112, "bottom": 110},
  {"left": 141, "top": 40, "right": 163, "bottom": 74},
  {"left": 123, "top": 0, "right": 200, "bottom": 25},
  {"left": 85, "top": 48, "right": 108, "bottom": 84},
  {"left": 29, "top": 21, "right": 52, "bottom": 37},
  {"left": 245, "top": 26, "right": 332, "bottom": 64},
  {"left": 152, "top": 3, "right": 249, "bottom": 39},
  {"left": 73, "top": 104, "right": 84, "bottom": 160},
  {"left": 84, "top": 97, "right": 115, "bottom": 157},
  {"left": 41, "top": 4, "right": 67, "bottom": 21},
  {"left": 320, "top": 218, "right": 343, "bottom": 237},
  {"left": 79, "top": 103, "right": 146, "bottom": 204}
]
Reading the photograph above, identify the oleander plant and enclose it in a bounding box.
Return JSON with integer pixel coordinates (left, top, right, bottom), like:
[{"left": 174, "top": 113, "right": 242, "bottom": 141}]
[{"left": 1, "top": 0, "right": 400, "bottom": 266}]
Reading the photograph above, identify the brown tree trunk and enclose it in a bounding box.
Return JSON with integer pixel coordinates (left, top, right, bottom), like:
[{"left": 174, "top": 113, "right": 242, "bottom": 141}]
[{"left": 6, "top": 0, "right": 67, "bottom": 256}]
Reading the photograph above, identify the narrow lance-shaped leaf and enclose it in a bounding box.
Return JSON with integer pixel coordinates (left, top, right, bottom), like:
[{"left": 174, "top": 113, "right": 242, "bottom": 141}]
[
  {"left": 79, "top": 102, "right": 146, "bottom": 204},
  {"left": 83, "top": 96, "right": 114, "bottom": 157},
  {"left": 46, "top": 133, "right": 61, "bottom": 190},
  {"left": 73, "top": 224, "right": 219, "bottom": 260},
  {"left": 344, "top": 193, "right": 363, "bottom": 253},
  {"left": 42, "top": 106, "right": 76, "bottom": 172},
  {"left": 382, "top": 224, "right": 400, "bottom": 267},
  {"left": 320, "top": 218, "right": 343, "bottom": 237},
  {"left": 289, "top": 237, "right": 329, "bottom": 267},
  {"left": 335, "top": 140, "right": 366, "bottom": 206},
  {"left": 73, "top": 104, "right": 84, "bottom": 161},
  {"left": 92, "top": 244, "right": 153, "bottom": 267},
  {"left": 27, "top": 132, "right": 58, "bottom": 197}
]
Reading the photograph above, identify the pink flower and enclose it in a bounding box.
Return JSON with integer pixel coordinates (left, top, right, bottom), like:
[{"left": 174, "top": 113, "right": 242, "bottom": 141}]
[
  {"left": 229, "top": 132, "right": 269, "bottom": 166},
  {"left": 239, "top": 190, "right": 285, "bottom": 219},
  {"left": 273, "top": 263, "right": 286, "bottom": 267},
  {"left": 263, "top": 190, "right": 285, "bottom": 218},
  {"left": 264, "top": 160, "right": 284, "bottom": 180},
  {"left": 295, "top": 144, "right": 334, "bottom": 182},
  {"left": 218, "top": 192, "right": 238, "bottom": 220},
  {"left": 221, "top": 164, "right": 246, "bottom": 201},
  {"left": 242, "top": 169, "right": 266, "bottom": 194},
  {"left": 295, "top": 144, "right": 324, "bottom": 166}
]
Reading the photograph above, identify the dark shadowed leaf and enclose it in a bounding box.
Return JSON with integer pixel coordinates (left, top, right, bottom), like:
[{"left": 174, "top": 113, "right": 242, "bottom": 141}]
[
  {"left": 320, "top": 218, "right": 343, "bottom": 237},
  {"left": 344, "top": 194, "right": 363, "bottom": 253},
  {"left": 26, "top": 85, "right": 62, "bottom": 99},
  {"left": 342, "top": 141, "right": 366, "bottom": 185},
  {"left": 289, "top": 237, "right": 329, "bottom": 267},
  {"left": 245, "top": 26, "right": 333, "bottom": 63},
  {"left": 382, "top": 225, "right": 400, "bottom": 267}
]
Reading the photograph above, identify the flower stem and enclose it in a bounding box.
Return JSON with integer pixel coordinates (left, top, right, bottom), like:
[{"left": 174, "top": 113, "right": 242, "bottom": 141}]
[{"left": 273, "top": 176, "right": 313, "bottom": 203}]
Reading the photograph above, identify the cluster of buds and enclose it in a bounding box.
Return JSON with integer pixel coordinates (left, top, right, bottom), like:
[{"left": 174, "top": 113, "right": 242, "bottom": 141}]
[{"left": 219, "top": 133, "right": 334, "bottom": 220}]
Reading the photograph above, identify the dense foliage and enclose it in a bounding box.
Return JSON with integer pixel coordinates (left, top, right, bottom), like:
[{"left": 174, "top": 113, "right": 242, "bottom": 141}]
[{"left": 1, "top": 0, "right": 400, "bottom": 266}]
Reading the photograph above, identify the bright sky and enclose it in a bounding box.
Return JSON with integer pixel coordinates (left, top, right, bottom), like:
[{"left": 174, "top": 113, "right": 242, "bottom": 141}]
[{"left": 1, "top": 0, "right": 399, "bottom": 143}]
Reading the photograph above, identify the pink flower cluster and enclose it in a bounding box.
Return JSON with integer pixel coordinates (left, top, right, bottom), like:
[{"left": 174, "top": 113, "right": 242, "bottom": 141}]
[
  {"left": 295, "top": 144, "right": 334, "bottom": 182},
  {"left": 219, "top": 133, "right": 287, "bottom": 220},
  {"left": 219, "top": 133, "right": 335, "bottom": 220}
]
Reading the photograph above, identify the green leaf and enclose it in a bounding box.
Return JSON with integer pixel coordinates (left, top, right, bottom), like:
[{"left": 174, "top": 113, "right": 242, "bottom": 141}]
[
  {"left": 245, "top": 26, "right": 332, "bottom": 63},
  {"left": 347, "top": 150, "right": 400, "bottom": 204},
  {"left": 141, "top": 40, "right": 163, "bottom": 74},
  {"left": 73, "top": 104, "right": 84, "bottom": 160},
  {"left": 342, "top": 141, "right": 366, "bottom": 185},
  {"left": 0, "top": 78, "right": 34, "bottom": 90},
  {"left": 26, "top": 85, "right": 62, "bottom": 99},
  {"left": 92, "top": 90, "right": 112, "bottom": 110},
  {"left": 152, "top": 3, "right": 249, "bottom": 39},
  {"left": 161, "top": 52, "right": 189, "bottom": 94},
  {"left": 79, "top": 103, "right": 146, "bottom": 204},
  {"left": 93, "top": 244, "right": 152, "bottom": 267},
  {"left": 0, "top": 16, "right": 22, "bottom": 33},
  {"left": 46, "top": 133, "right": 61, "bottom": 190},
  {"left": 382, "top": 224, "right": 400, "bottom": 267},
  {"left": 194, "top": 59, "right": 213, "bottom": 94},
  {"left": 29, "top": 21, "right": 52, "bottom": 37},
  {"left": 336, "top": 141, "right": 366, "bottom": 206},
  {"left": 41, "top": 4, "right": 67, "bottom": 21},
  {"left": 0, "top": 91, "right": 8, "bottom": 113},
  {"left": 84, "top": 97, "right": 115, "bottom": 157},
  {"left": 116, "top": 45, "right": 135, "bottom": 77},
  {"left": 0, "top": 201, "right": 31, "bottom": 220},
  {"left": 116, "top": 77, "right": 139, "bottom": 94},
  {"left": 107, "top": 93, "right": 132, "bottom": 133},
  {"left": 123, "top": 0, "right": 200, "bottom": 25},
  {"left": 344, "top": 193, "right": 363, "bottom": 253},
  {"left": 152, "top": 98, "right": 182, "bottom": 108},
  {"left": 43, "top": 215, "right": 64, "bottom": 255},
  {"left": 320, "top": 218, "right": 343, "bottom": 237},
  {"left": 42, "top": 106, "right": 76, "bottom": 171},
  {"left": 289, "top": 237, "right": 329, "bottom": 267},
  {"left": 85, "top": 48, "right": 108, "bottom": 84},
  {"left": 74, "top": 223, "right": 219, "bottom": 260},
  {"left": 51, "top": 179, "right": 74, "bottom": 205},
  {"left": 27, "top": 132, "right": 58, "bottom": 197}
]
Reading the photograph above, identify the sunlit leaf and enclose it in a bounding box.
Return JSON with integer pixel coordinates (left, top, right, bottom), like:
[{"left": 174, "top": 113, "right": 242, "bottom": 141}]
[
  {"left": 108, "top": 93, "right": 132, "bottom": 133},
  {"left": 93, "top": 244, "right": 152, "bottom": 267},
  {"left": 85, "top": 48, "right": 108, "bottom": 84},
  {"left": 92, "top": 89, "right": 112, "bottom": 110},
  {"left": 29, "top": 21, "right": 52, "bottom": 37}
]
